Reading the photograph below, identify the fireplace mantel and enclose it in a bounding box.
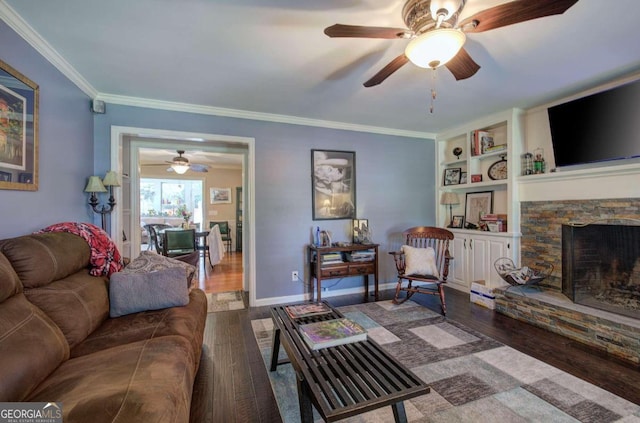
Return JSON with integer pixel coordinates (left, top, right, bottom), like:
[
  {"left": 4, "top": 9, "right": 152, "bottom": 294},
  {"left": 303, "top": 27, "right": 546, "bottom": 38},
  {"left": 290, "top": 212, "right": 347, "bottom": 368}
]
[{"left": 518, "top": 162, "right": 640, "bottom": 202}]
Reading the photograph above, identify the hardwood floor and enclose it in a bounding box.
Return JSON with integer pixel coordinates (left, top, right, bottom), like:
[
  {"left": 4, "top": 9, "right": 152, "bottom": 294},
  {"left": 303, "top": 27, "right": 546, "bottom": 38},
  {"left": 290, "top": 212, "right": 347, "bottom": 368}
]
[
  {"left": 197, "top": 251, "right": 244, "bottom": 293},
  {"left": 200, "top": 266, "right": 640, "bottom": 422}
]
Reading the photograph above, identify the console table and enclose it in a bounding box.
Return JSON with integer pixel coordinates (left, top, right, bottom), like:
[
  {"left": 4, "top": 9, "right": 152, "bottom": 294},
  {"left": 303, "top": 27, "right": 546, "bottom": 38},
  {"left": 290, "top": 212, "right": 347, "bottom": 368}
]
[{"left": 308, "top": 244, "right": 379, "bottom": 302}]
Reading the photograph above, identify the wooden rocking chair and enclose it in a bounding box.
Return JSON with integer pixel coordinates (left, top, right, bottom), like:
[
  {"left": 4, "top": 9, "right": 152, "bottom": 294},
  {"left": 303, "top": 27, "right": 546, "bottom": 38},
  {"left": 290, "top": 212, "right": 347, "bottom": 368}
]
[{"left": 389, "top": 227, "right": 454, "bottom": 315}]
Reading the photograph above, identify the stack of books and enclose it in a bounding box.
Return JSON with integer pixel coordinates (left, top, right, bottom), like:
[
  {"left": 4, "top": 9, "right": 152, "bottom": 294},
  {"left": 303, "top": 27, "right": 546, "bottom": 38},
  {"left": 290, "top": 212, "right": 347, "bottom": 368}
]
[
  {"left": 471, "top": 130, "right": 494, "bottom": 155},
  {"left": 298, "top": 318, "right": 367, "bottom": 350},
  {"left": 344, "top": 249, "right": 375, "bottom": 262},
  {"left": 321, "top": 252, "right": 343, "bottom": 265}
]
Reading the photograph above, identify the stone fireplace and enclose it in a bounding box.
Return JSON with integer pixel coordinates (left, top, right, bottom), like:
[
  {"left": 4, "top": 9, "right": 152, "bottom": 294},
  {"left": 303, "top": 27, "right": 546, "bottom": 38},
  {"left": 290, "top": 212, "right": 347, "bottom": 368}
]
[
  {"left": 562, "top": 223, "right": 640, "bottom": 319},
  {"left": 494, "top": 198, "right": 640, "bottom": 364}
]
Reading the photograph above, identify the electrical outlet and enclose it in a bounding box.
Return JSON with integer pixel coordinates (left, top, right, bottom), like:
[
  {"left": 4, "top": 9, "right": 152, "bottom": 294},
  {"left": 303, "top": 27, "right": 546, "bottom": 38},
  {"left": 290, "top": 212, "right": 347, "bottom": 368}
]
[{"left": 291, "top": 271, "right": 299, "bottom": 281}]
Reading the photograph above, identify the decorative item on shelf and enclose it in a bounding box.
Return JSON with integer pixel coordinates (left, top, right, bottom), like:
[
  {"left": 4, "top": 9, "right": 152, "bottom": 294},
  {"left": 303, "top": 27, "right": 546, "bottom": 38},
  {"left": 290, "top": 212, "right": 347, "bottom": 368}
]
[
  {"left": 487, "top": 154, "right": 508, "bottom": 180},
  {"left": 84, "top": 171, "right": 120, "bottom": 231},
  {"left": 464, "top": 191, "right": 493, "bottom": 228},
  {"left": 522, "top": 152, "right": 534, "bottom": 175},
  {"left": 352, "top": 219, "right": 371, "bottom": 244},
  {"left": 460, "top": 171, "right": 467, "bottom": 184},
  {"left": 452, "top": 147, "right": 463, "bottom": 159},
  {"left": 533, "top": 147, "right": 546, "bottom": 174},
  {"left": 451, "top": 215, "right": 464, "bottom": 229},
  {"left": 471, "top": 174, "right": 483, "bottom": 183},
  {"left": 440, "top": 192, "right": 459, "bottom": 228},
  {"left": 443, "top": 167, "right": 461, "bottom": 186}
]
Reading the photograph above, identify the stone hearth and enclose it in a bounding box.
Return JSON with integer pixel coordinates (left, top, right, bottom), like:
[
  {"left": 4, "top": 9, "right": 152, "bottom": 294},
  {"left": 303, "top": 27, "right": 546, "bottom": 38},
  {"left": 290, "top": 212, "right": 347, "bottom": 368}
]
[
  {"left": 495, "top": 287, "right": 640, "bottom": 364},
  {"left": 495, "top": 198, "right": 640, "bottom": 364}
]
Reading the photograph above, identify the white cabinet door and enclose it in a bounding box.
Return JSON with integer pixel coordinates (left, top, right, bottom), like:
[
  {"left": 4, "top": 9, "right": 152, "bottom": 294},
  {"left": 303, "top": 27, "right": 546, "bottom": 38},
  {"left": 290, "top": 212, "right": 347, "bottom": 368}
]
[
  {"left": 468, "top": 236, "right": 488, "bottom": 284},
  {"left": 449, "top": 236, "right": 467, "bottom": 288},
  {"left": 448, "top": 231, "right": 515, "bottom": 291},
  {"left": 486, "top": 237, "right": 510, "bottom": 288}
]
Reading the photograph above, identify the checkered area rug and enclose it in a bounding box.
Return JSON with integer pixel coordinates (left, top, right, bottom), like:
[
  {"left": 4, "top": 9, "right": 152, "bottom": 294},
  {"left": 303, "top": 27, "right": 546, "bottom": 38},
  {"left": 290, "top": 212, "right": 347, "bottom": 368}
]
[
  {"left": 251, "top": 300, "right": 640, "bottom": 422},
  {"left": 206, "top": 291, "right": 245, "bottom": 313}
]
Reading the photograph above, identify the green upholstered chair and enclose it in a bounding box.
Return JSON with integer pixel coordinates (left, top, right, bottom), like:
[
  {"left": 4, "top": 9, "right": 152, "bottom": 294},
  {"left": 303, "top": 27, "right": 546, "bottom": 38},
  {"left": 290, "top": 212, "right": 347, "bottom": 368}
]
[
  {"left": 162, "top": 229, "right": 197, "bottom": 257},
  {"left": 209, "top": 221, "right": 232, "bottom": 252}
]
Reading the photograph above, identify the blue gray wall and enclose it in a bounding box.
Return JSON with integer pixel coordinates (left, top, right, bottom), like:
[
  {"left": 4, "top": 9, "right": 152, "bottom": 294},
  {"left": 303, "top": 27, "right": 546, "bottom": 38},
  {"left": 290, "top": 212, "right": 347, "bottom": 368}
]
[
  {"left": 0, "top": 20, "right": 93, "bottom": 237},
  {"left": 94, "top": 105, "right": 436, "bottom": 300},
  {"left": 1, "top": 19, "right": 436, "bottom": 301}
]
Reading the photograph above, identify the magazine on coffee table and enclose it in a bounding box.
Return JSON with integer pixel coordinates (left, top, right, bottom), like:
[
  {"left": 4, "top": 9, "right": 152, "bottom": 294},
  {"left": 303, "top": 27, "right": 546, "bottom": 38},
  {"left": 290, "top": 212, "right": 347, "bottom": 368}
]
[
  {"left": 298, "top": 318, "right": 367, "bottom": 350},
  {"left": 285, "top": 303, "right": 332, "bottom": 319}
]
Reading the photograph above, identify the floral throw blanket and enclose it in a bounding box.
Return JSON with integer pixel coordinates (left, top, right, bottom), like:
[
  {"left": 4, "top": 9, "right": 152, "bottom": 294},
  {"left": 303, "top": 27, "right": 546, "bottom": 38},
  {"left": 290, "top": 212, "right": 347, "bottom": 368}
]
[{"left": 36, "top": 222, "right": 124, "bottom": 277}]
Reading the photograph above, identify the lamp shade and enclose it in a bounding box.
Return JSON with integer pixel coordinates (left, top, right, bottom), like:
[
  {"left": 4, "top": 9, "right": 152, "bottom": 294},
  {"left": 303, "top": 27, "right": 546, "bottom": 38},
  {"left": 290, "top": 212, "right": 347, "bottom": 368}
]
[
  {"left": 171, "top": 164, "right": 189, "bottom": 174},
  {"left": 440, "top": 191, "right": 459, "bottom": 205},
  {"left": 84, "top": 176, "right": 107, "bottom": 193},
  {"left": 405, "top": 29, "right": 466, "bottom": 69},
  {"left": 102, "top": 171, "right": 120, "bottom": 187}
]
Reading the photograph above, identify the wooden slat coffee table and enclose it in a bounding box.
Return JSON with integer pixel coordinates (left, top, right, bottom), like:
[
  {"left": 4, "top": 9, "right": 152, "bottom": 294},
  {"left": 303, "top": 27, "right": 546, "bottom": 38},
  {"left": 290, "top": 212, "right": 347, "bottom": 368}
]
[{"left": 270, "top": 302, "right": 430, "bottom": 423}]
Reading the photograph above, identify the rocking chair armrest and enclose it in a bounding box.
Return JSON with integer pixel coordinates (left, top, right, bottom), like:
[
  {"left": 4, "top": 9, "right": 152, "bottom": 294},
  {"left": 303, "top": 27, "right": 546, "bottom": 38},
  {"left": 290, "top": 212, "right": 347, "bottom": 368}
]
[{"left": 389, "top": 251, "right": 405, "bottom": 273}]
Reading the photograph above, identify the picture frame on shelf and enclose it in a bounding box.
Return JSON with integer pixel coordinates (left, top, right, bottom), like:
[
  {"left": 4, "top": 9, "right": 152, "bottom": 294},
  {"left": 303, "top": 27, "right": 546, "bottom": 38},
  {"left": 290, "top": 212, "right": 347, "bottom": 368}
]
[
  {"left": 210, "top": 187, "right": 232, "bottom": 204},
  {"left": 0, "top": 59, "right": 39, "bottom": 191},
  {"left": 451, "top": 215, "right": 464, "bottom": 229},
  {"left": 464, "top": 191, "right": 493, "bottom": 227},
  {"left": 443, "top": 167, "right": 461, "bottom": 186},
  {"left": 471, "top": 174, "right": 483, "bottom": 183},
  {"left": 460, "top": 171, "right": 467, "bottom": 184},
  {"left": 311, "top": 149, "right": 356, "bottom": 220}
]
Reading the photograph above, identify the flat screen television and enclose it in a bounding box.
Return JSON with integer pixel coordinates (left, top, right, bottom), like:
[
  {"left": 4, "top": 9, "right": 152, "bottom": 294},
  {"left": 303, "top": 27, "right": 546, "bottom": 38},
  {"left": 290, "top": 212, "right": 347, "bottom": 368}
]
[{"left": 547, "top": 78, "right": 640, "bottom": 169}]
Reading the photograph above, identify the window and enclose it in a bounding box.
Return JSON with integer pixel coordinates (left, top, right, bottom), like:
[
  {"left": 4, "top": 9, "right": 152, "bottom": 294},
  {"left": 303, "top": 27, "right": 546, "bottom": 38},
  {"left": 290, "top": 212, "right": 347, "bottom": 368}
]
[{"left": 140, "top": 178, "right": 203, "bottom": 227}]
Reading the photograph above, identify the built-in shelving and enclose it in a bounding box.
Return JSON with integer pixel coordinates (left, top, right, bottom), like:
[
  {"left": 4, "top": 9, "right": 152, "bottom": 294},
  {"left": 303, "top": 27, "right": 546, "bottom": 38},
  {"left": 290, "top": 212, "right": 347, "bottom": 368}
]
[{"left": 436, "top": 109, "right": 525, "bottom": 291}]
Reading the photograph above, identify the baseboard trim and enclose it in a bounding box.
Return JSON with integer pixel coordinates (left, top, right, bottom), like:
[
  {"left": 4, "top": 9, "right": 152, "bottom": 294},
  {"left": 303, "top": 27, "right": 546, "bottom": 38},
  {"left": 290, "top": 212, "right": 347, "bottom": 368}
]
[{"left": 252, "top": 282, "right": 397, "bottom": 307}]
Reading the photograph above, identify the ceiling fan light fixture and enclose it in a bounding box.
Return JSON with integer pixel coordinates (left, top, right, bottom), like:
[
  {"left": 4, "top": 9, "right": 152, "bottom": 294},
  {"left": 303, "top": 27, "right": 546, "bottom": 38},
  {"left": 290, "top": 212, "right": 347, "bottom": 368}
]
[
  {"left": 171, "top": 164, "right": 190, "bottom": 174},
  {"left": 405, "top": 28, "right": 466, "bottom": 69}
]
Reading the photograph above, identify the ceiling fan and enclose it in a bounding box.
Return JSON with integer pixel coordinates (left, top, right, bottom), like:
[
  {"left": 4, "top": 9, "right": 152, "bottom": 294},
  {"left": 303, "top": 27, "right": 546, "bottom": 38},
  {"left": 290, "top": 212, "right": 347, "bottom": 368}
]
[
  {"left": 324, "top": 0, "right": 579, "bottom": 87},
  {"left": 165, "top": 150, "right": 210, "bottom": 174}
]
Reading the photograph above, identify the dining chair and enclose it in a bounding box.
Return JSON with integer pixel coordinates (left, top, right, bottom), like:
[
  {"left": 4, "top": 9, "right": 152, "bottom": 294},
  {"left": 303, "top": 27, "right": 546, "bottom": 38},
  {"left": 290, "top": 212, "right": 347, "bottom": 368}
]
[{"left": 162, "top": 229, "right": 197, "bottom": 258}]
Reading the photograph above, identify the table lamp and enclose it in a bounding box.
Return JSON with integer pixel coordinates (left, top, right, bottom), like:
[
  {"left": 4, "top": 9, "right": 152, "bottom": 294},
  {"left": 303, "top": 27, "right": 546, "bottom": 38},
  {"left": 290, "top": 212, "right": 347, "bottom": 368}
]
[{"left": 440, "top": 192, "right": 459, "bottom": 228}]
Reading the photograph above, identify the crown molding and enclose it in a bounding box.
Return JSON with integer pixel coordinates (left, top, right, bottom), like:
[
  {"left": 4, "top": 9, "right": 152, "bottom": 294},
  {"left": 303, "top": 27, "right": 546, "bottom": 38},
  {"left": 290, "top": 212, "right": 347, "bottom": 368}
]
[
  {"left": 1, "top": 1, "right": 433, "bottom": 139},
  {"left": 0, "top": 1, "right": 97, "bottom": 98},
  {"left": 97, "top": 93, "right": 435, "bottom": 140}
]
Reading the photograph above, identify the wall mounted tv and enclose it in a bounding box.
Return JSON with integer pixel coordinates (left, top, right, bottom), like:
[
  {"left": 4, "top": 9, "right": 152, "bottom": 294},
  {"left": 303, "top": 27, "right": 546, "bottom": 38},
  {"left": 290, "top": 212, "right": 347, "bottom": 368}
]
[{"left": 547, "top": 78, "right": 640, "bottom": 169}]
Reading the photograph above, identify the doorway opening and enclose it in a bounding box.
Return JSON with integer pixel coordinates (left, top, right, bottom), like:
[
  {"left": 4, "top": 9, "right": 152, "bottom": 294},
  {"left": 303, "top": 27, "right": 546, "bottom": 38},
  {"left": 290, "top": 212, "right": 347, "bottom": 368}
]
[{"left": 110, "top": 126, "right": 256, "bottom": 306}]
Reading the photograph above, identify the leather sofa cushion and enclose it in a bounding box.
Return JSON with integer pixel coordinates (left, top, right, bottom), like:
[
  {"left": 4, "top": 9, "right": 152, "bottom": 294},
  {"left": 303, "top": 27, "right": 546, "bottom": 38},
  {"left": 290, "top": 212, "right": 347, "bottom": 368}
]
[
  {"left": 0, "top": 251, "right": 21, "bottom": 302},
  {"left": 0, "top": 233, "right": 91, "bottom": 289},
  {"left": 0, "top": 292, "right": 70, "bottom": 401},
  {"left": 27, "top": 336, "right": 196, "bottom": 423},
  {"left": 71, "top": 289, "right": 207, "bottom": 367},
  {"left": 24, "top": 270, "right": 109, "bottom": 349}
]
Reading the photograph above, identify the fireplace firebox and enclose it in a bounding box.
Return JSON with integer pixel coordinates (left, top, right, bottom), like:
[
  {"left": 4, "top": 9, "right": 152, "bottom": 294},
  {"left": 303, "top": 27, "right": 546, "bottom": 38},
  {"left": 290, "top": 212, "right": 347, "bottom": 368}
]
[{"left": 562, "top": 223, "right": 640, "bottom": 319}]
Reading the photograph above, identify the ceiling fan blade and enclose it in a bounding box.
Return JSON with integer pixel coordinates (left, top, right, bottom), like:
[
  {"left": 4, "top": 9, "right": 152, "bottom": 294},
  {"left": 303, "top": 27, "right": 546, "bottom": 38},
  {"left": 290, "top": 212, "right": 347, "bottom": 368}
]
[
  {"left": 189, "top": 164, "right": 209, "bottom": 173},
  {"left": 324, "top": 24, "right": 410, "bottom": 39},
  {"left": 363, "top": 54, "right": 410, "bottom": 87},
  {"left": 445, "top": 48, "right": 481, "bottom": 81},
  {"left": 459, "top": 0, "right": 579, "bottom": 33}
]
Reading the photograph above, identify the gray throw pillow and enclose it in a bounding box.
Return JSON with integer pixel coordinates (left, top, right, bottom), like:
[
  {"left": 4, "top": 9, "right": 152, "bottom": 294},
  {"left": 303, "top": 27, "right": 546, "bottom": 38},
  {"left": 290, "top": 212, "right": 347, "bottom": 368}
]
[{"left": 109, "top": 267, "right": 189, "bottom": 318}]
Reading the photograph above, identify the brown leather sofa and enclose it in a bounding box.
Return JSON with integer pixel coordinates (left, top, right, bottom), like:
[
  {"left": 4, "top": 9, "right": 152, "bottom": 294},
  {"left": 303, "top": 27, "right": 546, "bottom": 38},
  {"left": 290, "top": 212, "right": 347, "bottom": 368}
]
[{"left": 0, "top": 232, "right": 207, "bottom": 422}]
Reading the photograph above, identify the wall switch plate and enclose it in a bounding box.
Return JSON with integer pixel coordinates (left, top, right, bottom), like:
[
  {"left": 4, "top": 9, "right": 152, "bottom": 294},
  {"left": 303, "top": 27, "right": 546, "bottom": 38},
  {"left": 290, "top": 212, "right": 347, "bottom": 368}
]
[{"left": 291, "top": 271, "right": 298, "bottom": 281}]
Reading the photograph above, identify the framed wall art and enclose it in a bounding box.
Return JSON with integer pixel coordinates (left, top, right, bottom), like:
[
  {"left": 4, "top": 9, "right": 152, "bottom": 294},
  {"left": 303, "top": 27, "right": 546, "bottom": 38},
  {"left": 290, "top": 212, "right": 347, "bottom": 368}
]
[
  {"left": 464, "top": 191, "right": 493, "bottom": 228},
  {"left": 451, "top": 215, "right": 464, "bottom": 229},
  {"left": 311, "top": 149, "right": 355, "bottom": 220},
  {"left": 443, "top": 167, "right": 461, "bottom": 186},
  {"left": 209, "top": 187, "right": 231, "bottom": 204},
  {"left": 0, "top": 59, "right": 39, "bottom": 191}
]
